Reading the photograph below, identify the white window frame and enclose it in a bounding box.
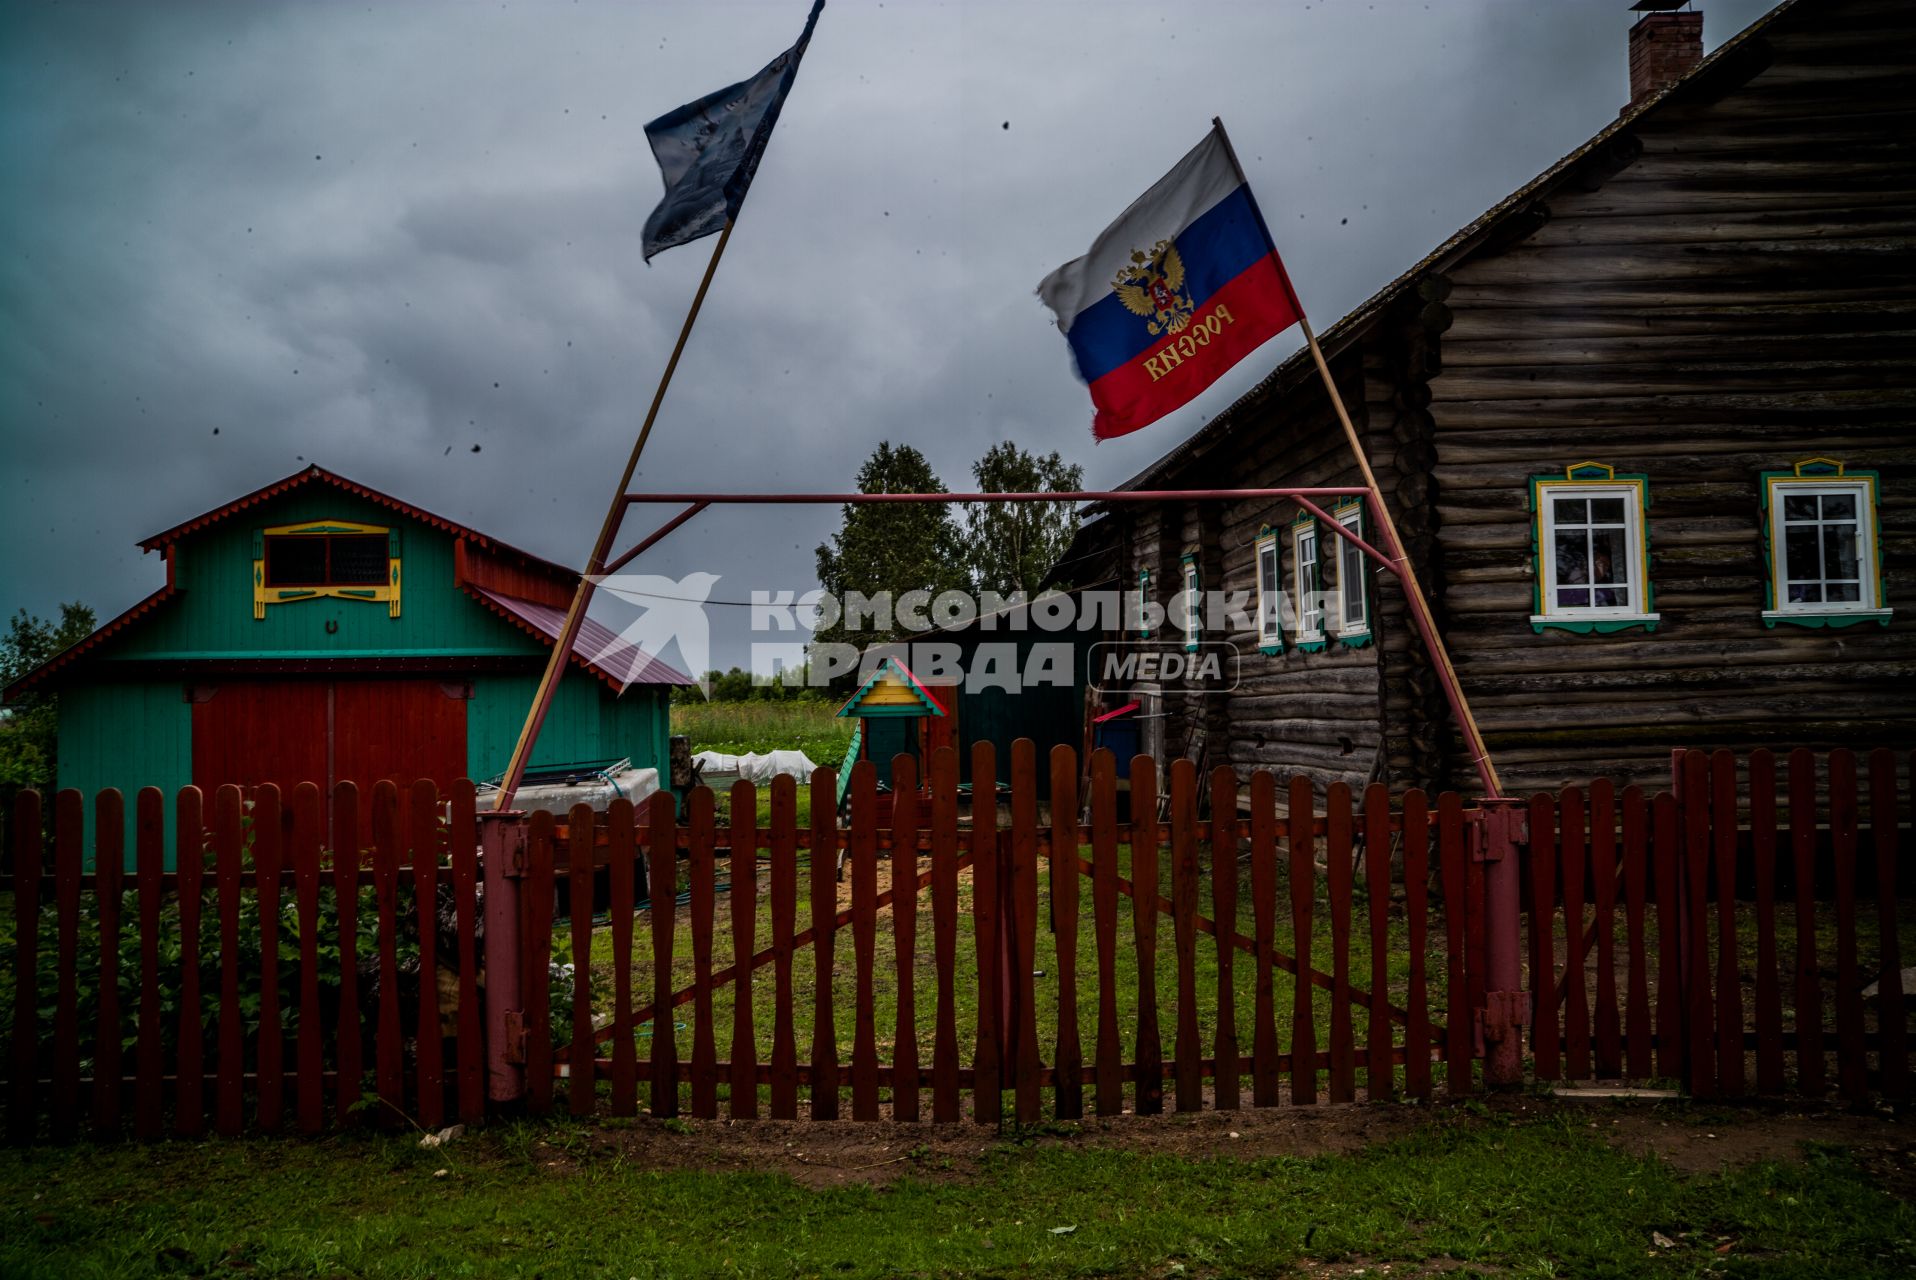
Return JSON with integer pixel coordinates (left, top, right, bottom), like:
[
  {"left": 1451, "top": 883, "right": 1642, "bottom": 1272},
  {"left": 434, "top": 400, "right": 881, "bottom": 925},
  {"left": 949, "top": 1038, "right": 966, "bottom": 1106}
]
[
  {"left": 1334, "top": 504, "right": 1370, "bottom": 641},
  {"left": 1763, "top": 474, "right": 1888, "bottom": 623},
  {"left": 1134, "top": 567, "right": 1152, "bottom": 638},
  {"left": 1292, "top": 520, "right": 1324, "bottom": 645},
  {"left": 1254, "top": 531, "right": 1283, "bottom": 652},
  {"left": 1179, "top": 555, "right": 1201, "bottom": 651},
  {"left": 1532, "top": 480, "right": 1658, "bottom": 628}
]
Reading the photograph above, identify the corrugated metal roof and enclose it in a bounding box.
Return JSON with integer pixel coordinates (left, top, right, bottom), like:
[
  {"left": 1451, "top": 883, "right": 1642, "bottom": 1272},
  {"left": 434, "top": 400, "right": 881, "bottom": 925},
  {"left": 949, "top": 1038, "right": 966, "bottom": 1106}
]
[{"left": 465, "top": 585, "right": 693, "bottom": 689}]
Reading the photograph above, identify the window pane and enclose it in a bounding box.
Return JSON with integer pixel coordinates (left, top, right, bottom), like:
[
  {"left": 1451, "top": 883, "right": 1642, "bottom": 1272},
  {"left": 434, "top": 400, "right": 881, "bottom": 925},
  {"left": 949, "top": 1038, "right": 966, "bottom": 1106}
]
[
  {"left": 1822, "top": 493, "right": 1856, "bottom": 521},
  {"left": 1555, "top": 497, "right": 1587, "bottom": 524},
  {"left": 1590, "top": 527, "right": 1626, "bottom": 586},
  {"left": 1788, "top": 581, "right": 1823, "bottom": 604},
  {"left": 1822, "top": 523, "right": 1859, "bottom": 581},
  {"left": 264, "top": 537, "right": 327, "bottom": 585},
  {"left": 1828, "top": 582, "right": 1861, "bottom": 603},
  {"left": 1557, "top": 587, "right": 1591, "bottom": 608},
  {"left": 1343, "top": 536, "right": 1367, "bottom": 628},
  {"left": 1784, "top": 526, "right": 1820, "bottom": 580},
  {"left": 1783, "top": 494, "right": 1817, "bottom": 521},
  {"left": 1588, "top": 498, "right": 1626, "bottom": 524},
  {"left": 1555, "top": 530, "right": 1590, "bottom": 585},
  {"left": 330, "top": 535, "right": 390, "bottom": 585}
]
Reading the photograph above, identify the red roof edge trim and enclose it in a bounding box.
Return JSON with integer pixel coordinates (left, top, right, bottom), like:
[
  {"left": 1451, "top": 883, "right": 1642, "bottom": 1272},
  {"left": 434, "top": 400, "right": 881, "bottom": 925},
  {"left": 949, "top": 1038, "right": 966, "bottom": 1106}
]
[
  {"left": 138, "top": 464, "right": 577, "bottom": 583},
  {"left": 3, "top": 586, "right": 181, "bottom": 702}
]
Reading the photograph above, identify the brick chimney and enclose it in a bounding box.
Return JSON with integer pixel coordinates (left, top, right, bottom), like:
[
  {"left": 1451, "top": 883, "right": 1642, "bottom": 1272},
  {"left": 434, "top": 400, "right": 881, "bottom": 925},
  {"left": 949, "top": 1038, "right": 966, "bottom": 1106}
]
[{"left": 1627, "top": 4, "right": 1703, "bottom": 110}]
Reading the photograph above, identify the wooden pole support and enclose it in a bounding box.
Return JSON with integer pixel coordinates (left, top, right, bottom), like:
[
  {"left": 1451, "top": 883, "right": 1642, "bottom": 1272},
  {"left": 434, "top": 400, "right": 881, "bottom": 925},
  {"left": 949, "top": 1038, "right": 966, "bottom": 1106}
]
[
  {"left": 493, "top": 219, "right": 737, "bottom": 810},
  {"left": 1210, "top": 113, "right": 1503, "bottom": 799}
]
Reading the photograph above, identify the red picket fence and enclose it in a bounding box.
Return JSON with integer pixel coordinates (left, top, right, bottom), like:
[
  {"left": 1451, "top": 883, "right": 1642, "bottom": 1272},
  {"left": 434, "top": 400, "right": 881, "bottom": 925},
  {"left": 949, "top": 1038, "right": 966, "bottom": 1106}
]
[
  {"left": 521, "top": 743, "right": 1475, "bottom": 1125},
  {"left": 3, "top": 779, "right": 486, "bottom": 1143},
  {"left": 1530, "top": 747, "right": 1911, "bottom": 1102},
  {"left": 2, "top": 743, "right": 1910, "bottom": 1142}
]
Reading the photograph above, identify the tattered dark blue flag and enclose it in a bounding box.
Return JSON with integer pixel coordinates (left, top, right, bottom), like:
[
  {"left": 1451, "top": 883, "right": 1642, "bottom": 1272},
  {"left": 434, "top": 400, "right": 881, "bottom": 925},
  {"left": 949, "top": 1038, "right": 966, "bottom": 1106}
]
[{"left": 641, "top": 0, "right": 824, "bottom": 262}]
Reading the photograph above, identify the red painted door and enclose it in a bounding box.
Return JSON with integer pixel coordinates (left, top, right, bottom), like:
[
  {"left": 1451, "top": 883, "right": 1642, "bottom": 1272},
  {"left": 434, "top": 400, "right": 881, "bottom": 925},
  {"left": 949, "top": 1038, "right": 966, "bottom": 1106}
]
[
  {"left": 191, "top": 680, "right": 330, "bottom": 798},
  {"left": 191, "top": 678, "right": 467, "bottom": 847},
  {"left": 334, "top": 680, "right": 469, "bottom": 837}
]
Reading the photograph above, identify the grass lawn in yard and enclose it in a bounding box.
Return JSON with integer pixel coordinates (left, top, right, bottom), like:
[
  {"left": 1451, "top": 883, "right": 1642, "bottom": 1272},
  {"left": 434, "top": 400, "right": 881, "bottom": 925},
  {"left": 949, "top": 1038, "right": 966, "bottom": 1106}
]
[
  {"left": 555, "top": 842, "right": 1446, "bottom": 1114},
  {"left": 672, "top": 698, "right": 852, "bottom": 764},
  {"left": 670, "top": 698, "right": 853, "bottom": 827},
  {"left": 3, "top": 1099, "right": 1911, "bottom": 1278}
]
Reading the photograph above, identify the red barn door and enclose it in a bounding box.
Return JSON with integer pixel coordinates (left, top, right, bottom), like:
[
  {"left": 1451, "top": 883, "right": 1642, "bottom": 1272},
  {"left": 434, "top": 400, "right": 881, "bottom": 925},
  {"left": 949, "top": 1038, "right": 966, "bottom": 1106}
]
[
  {"left": 334, "top": 680, "right": 469, "bottom": 836},
  {"left": 192, "top": 678, "right": 468, "bottom": 846},
  {"left": 190, "top": 680, "right": 329, "bottom": 798}
]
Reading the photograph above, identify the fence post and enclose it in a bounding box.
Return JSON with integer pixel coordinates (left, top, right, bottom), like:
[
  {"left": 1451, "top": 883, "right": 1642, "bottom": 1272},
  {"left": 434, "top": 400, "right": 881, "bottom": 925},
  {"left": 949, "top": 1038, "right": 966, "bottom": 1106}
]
[
  {"left": 480, "top": 809, "right": 528, "bottom": 1106},
  {"left": 1477, "top": 797, "right": 1529, "bottom": 1089}
]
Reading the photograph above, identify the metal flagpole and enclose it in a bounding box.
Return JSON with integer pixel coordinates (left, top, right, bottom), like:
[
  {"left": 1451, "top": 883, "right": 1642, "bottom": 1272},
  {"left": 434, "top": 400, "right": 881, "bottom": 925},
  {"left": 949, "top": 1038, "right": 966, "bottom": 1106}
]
[
  {"left": 492, "top": 218, "right": 736, "bottom": 811},
  {"left": 1211, "top": 116, "right": 1505, "bottom": 798}
]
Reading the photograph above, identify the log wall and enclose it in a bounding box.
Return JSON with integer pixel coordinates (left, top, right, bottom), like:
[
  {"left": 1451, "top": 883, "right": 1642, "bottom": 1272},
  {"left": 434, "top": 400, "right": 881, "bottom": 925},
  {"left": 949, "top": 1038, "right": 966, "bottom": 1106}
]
[
  {"left": 1427, "top": 0, "right": 1916, "bottom": 795},
  {"left": 1070, "top": 0, "right": 1916, "bottom": 802},
  {"left": 1084, "top": 352, "right": 1391, "bottom": 801}
]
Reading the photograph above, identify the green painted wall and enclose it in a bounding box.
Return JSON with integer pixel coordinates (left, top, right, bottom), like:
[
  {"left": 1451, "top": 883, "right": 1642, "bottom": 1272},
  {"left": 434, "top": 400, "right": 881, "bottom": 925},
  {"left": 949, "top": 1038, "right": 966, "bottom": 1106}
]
[
  {"left": 46, "top": 483, "right": 675, "bottom": 859},
  {"left": 467, "top": 673, "right": 671, "bottom": 786},
  {"left": 860, "top": 637, "right": 1085, "bottom": 798},
  {"left": 955, "top": 636, "right": 1084, "bottom": 797},
  {"left": 109, "top": 489, "right": 549, "bottom": 662},
  {"left": 55, "top": 680, "right": 192, "bottom": 868}
]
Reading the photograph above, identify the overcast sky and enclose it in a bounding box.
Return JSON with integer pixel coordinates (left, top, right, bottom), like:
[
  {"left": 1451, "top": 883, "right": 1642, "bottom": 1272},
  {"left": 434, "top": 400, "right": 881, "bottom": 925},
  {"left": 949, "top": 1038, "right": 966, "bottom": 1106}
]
[{"left": 2, "top": 0, "right": 1772, "bottom": 673}]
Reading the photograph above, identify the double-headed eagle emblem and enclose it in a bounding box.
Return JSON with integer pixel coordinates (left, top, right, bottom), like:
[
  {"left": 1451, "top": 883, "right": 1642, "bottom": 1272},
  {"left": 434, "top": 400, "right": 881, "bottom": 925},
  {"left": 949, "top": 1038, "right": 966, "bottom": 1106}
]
[{"left": 1113, "top": 239, "right": 1195, "bottom": 336}]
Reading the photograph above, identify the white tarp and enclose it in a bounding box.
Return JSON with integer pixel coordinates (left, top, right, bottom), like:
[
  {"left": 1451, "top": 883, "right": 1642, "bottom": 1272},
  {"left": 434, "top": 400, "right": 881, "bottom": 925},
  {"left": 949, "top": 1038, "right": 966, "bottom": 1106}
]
[{"left": 693, "top": 749, "right": 820, "bottom": 785}]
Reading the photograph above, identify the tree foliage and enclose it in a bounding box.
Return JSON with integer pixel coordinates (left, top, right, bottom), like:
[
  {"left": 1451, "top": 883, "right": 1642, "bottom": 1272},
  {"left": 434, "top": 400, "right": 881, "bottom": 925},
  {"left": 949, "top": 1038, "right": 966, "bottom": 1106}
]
[
  {"left": 963, "top": 442, "right": 1084, "bottom": 598},
  {"left": 672, "top": 665, "right": 825, "bottom": 705},
  {"left": 812, "top": 442, "right": 967, "bottom": 652},
  {"left": 0, "top": 601, "right": 96, "bottom": 793}
]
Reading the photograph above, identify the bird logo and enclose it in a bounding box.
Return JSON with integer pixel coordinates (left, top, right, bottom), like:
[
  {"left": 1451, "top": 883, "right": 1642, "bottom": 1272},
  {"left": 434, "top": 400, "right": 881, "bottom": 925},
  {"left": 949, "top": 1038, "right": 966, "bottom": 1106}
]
[
  {"left": 1113, "top": 239, "right": 1194, "bottom": 336},
  {"left": 588, "top": 571, "right": 721, "bottom": 696}
]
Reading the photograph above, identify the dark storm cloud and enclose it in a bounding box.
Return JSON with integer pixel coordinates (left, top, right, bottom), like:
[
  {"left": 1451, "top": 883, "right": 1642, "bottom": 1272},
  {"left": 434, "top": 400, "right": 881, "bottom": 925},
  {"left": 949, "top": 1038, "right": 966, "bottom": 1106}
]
[{"left": 2, "top": 0, "right": 1774, "bottom": 670}]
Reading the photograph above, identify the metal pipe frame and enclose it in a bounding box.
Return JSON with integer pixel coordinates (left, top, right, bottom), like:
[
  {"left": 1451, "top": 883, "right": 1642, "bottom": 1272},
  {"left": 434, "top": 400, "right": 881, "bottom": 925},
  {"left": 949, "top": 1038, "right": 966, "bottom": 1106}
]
[{"left": 601, "top": 485, "right": 1500, "bottom": 800}]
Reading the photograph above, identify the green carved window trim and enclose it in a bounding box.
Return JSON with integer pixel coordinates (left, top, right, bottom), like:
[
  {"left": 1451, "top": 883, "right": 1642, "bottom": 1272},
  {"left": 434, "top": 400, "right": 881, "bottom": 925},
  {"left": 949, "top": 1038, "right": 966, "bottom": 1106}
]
[
  {"left": 1758, "top": 458, "right": 1890, "bottom": 631},
  {"left": 1291, "top": 513, "right": 1326, "bottom": 654},
  {"left": 1330, "top": 500, "right": 1374, "bottom": 650},
  {"left": 1135, "top": 567, "right": 1152, "bottom": 639},
  {"left": 1525, "top": 461, "right": 1657, "bottom": 636},
  {"left": 1254, "top": 525, "right": 1284, "bottom": 656},
  {"left": 1178, "top": 550, "right": 1201, "bottom": 652}
]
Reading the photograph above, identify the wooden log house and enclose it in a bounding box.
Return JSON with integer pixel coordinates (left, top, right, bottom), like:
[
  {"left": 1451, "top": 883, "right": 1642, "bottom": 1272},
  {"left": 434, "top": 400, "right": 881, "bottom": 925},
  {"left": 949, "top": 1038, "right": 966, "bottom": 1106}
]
[
  {"left": 3, "top": 464, "right": 691, "bottom": 859},
  {"left": 1059, "top": 0, "right": 1915, "bottom": 798}
]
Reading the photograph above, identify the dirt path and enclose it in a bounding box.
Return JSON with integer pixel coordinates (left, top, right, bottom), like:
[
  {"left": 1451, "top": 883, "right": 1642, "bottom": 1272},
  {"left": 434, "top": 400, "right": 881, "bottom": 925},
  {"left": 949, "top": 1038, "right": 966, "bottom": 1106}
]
[{"left": 536, "top": 1094, "right": 1913, "bottom": 1192}]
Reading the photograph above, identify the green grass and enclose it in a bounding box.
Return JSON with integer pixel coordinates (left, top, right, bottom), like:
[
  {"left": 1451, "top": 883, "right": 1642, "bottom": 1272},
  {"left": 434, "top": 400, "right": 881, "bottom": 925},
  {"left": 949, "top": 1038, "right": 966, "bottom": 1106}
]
[
  {"left": 3, "top": 1107, "right": 1911, "bottom": 1277},
  {"left": 670, "top": 699, "right": 854, "bottom": 827},
  {"left": 558, "top": 845, "right": 1449, "bottom": 1110},
  {"left": 671, "top": 698, "right": 853, "bottom": 764}
]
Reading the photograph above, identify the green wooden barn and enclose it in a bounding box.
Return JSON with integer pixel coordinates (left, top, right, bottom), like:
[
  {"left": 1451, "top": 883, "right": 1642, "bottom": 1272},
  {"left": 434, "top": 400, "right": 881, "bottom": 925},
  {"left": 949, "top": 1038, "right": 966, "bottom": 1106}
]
[{"left": 4, "top": 465, "right": 689, "bottom": 859}]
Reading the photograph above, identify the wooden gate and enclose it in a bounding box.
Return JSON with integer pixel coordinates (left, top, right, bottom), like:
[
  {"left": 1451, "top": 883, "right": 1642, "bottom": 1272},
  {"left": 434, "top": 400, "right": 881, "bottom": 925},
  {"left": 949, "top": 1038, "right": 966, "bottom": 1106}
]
[
  {"left": 526, "top": 743, "right": 1479, "bottom": 1123},
  {"left": 3, "top": 743, "right": 1910, "bottom": 1141},
  {"left": 1528, "top": 747, "right": 1910, "bottom": 1102}
]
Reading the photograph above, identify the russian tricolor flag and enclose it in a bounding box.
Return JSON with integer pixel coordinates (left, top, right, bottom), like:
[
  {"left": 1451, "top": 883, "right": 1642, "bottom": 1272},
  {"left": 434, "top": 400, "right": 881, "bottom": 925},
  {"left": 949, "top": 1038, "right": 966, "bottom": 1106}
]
[{"left": 1038, "top": 127, "right": 1304, "bottom": 441}]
